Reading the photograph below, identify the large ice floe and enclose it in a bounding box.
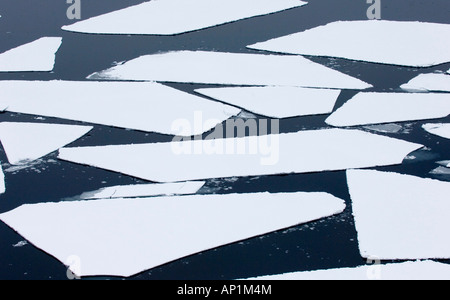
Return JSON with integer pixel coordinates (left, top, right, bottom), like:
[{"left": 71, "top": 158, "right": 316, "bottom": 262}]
[
  {"left": 0, "top": 81, "right": 240, "bottom": 136},
  {"left": 401, "top": 73, "right": 450, "bottom": 92},
  {"left": 62, "top": 0, "right": 307, "bottom": 35},
  {"left": 87, "top": 51, "right": 372, "bottom": 90},
  {"left": 0, "top": 37, "right": 62, "bottom": 72},
  {"left": 0, "top": 191, "right": 345, "bottom": 277},
  {"left": 248, "top": 20, "right": 450, "bottom": 67},
  {"left": 422, "top": 123, "right": 450, "bottom": 140},
  {"left": 347, "top": 169, "right": 450, "bottom": 260},
  {"left": 58, "top": 129, "right": 423, "bottom": 183}
]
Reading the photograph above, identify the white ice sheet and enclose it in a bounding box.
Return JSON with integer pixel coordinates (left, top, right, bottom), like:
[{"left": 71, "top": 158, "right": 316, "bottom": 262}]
[
  {"left": 401, "top": 73, "right": 450, "bottom": 92},
  {"left": 347, "top": 169, "right": 450, "bottom": 260},
  {"left": 422, "top": 123, "right": 450, "bottom": 140},
  {"left": 0, "top": 37, "right": 62, "bottom": 72},
  {"left": 62, "top": 0, "right": 307, "bottom": 35},
  {"left": 248, "top": 20, "right": 450, "bottom": 67},
  {"left": 0, "top": 191, "right": 346, "bottom": 277},
  {"left": 0, "top": 165, "right": 4, "bottom": 195},
  {"left": 87, "top": 51, "right": 372, "bottom": 90}
]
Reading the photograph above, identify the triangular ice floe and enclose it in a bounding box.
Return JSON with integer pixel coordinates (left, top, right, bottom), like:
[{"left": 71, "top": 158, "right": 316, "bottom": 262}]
[
  {"left": 0, "top": 191, "right": 346, "bottom": 277},
  {"left": 0, "top": 37, "right": 62, "bottom": 72},
  {"left": 195, "top": 86, "right": 341, "bottom": 118},
  {"left": 58, "top": 129, "right": 423, "bottom": 183},
  {"left": 401, "top": 73, "right": 450, "bottom": 92},
  {"left": 0, "top": 122, "right": 93, "bottom": 165},
  {"left": 0, "top": 81, "right": 240, "bottom": 136},
  {"left": 422, "top": 123, "right": 450, "bottom": 140},
  {"left": 326, "top": 92, "right": 450, "bottom": 127},
  {"left": 347, "top": 169, "right": 450, "bottom": 260},
  {"left": 87, "top": 51, "right": 372, "bottom": 90},
  {"left": 62, "top": 0, "right": 307, "bottom": 35},
  {"left": 248, "top": 20, "right": 450, "bottom": 67}
]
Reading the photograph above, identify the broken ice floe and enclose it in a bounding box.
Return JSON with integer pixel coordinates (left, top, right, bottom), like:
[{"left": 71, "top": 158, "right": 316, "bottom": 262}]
[
  {"left": 347, "top": 169, "right": 450, "bottom": 260},
  {"left": 430, "top": 166, "right": 450, "bottom": 176},
  {"left": 422, "top": 123, "right": 450, "bottom": 140},
  {"left": 0, "top": 164, "right": 5, "bottom": 195},
  {"left": 0, "top": 81, "right": 240, "bottom": 136},
  {"left": 401, "top": 73, "right": 450, "bottom": 92},
  {"left": 0, "top": 37, "right": 62, "bottom": 72},
  {"left": 62, "top": 0, "right": 307, "bottom": 35},
  {"left": 248, "top": 20, "right": 450, "bottom": 67},
  {"left": 73, "top": 181, "right": 206, "bottom": 200},
  {"left": 58, "top": 129, "right": 423, "bottom": 183},
  {"left": 195, "top": 86, "right": 341, "bottom": 119},
  {"left": 326, "top": 92, "right": 450, "bottom": 127},
  {"left": 245, "top": 261, "right": 450, "bottom": 280},
  {"left": 0, "top": 191, "right": 345, "bottom": 277},
  {"left": 362, "top": 124, "right": 406, "bottom": 134},
  {"left": 87, "top": 51, "right": 372, "bottom": 90},
  {"left": 437, "top": 161, "right": 450, "bottom": 168},
  {"left": 0, "top": 122, "right": 93, "bottom": 165}
]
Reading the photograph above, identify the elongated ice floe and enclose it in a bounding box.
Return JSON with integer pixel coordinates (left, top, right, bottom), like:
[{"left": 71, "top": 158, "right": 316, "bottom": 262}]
[
  {"left": 0, "top": 165, "right": 5, "bottom": 195},
  {"left": 0, "top": 37, "right": 62, "bottom": 72},
  {"left": 248, "top": 20, "right": 450, "bottom": 67},
  {"left": 58, "top": 129, "right": 423, "bottom": 183},
  {"left": 195, "top": 87, "right": 341, "bottom": 118},
  {"left": 62, "top": 0, "right": 307, "bottom": 35},
  {"left": 347, "top": 169, "right": 450, "bottom": 260},
  {"left": 0, "top": 81, "right": 240, "bottom": 136},
  {"left": 87, "top": 51, "right": 372, "bottom": 90},
  {"left": 401, "top": 73, "right": 450, "bottom": 92},
  {"left": 0, "top": 122, "right": 92, "bottom": 165},
  {"left": 246, "top": 261, "right": 450, "bottom": 280},
  {"left": 437, "top": 160, "right": 450, "bottom": 168},
  {"left": 422, "top": 123, "right": 450, "bottom": 140},
  {"left": 326, "top": 92, "right": 450, "bottom": 127},
  {"left": 75, "top": 181, "right": 206, "bottom": 200},
  {"left": 0, "top": 192, "right": 345, "bottom": 277}
]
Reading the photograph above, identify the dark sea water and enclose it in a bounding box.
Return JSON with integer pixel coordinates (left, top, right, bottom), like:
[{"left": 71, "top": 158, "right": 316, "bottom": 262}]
[{"left": 0, "top": 0, "right": 449, "bottom": 280}]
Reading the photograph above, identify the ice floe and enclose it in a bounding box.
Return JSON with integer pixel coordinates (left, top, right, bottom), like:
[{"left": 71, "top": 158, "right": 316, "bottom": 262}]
[
  {"left": 248, "top": 20, "right": 450, "bottom": 67},
  {"left": 0, "top": 165, "right": 5, "bottom": 195},
  {"left": 62, "top": 0, "right": 307, "bottom": 35},
  {"left": 0, "top": 81, "right": 240, "bottom": 136},
  {"left": 58, "top": 129, "right": 423, "bottom": 183},
  {"left": 0, "top": 122, "right": 93, "bottom": 165},
  {"left": 0, "top": 191, "right": 345, "bottom": 277},
  {"left": 246, "top": 261, "right": 450, "bottom": 280},
  {"left": 437, "top": 161, "right": 450, "bottom": 168},
  {"left": 430, "top": 166, "right": 450, "bottom": 176},
  {"left": 422, "top": 123, "right": 450, "bottom": 140},
  {"left": 347, "top": 169, "right": 450, "bottom": 260},
  {"left": 87, "top": 51, "right": 372, "bottom": 90},
  {"left": 326, "top": 92, "right": 450, "bottom": 127},
  {"left": 401, "top": 73, "right": 450, "bottom": 92},
  {"left": 74, "top": 181, "right": 206, "bottom": 200},
  {"left": 195, "top": 86, "right": 341, "bottom": 119},
  {"left": 0, "top": 37, "right": 62, "bottom": 72}
]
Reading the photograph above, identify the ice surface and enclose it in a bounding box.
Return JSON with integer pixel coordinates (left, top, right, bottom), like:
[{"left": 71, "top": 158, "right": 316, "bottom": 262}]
[
  {"left": 58, "top": 129, "right": 423, "bottom": 182},
  {"left": 248, "top": 20, "right": 450, "bottom": 67},
  {"left": 0, "top": 191, "right": 346, "bottom": 277},
  {"left": 326, "top": 92, "right": 450, "bottom": 127},
  {"left": 195, "top": 86, "right": 341, "bottom": 118},
  {"left": 437, "top": 161, "right": 450, "bottom": 168},
  {"left": 0, "top": 165, "right": 4, "bottom": 195},
  {"left": 401, "top": 73, "right": 450, "bottom": 92},
  {"left": 347, "top": 169, "right": 450, "bottom": 260},
  {"left": 0, "top": 81, "right": 240, "bottom": 136},
  {"left": 87, "top": 51, "right": 372, "bottom": 90},
  {"left": 0, "top": 37, "right": 62, "bottom": 72},
  {"left": 246, "top": 261, "right": 450, "bottom": 280},
  {"left": 0, "top": 122, "right": 93, "bottom": 165},
  {"left": 430, "top": 166, "right": 450, "bottom": 175},
  {"left": 422, "top": 123, "right": 450, "bottom": 140},
  {"left": 62, "top": 0, "right": 307, "bottom": 35}
]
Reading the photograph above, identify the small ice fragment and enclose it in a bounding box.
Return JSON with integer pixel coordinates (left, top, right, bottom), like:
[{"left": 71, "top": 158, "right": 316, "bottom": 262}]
[
  {"left": 422, "top": 123, "right": 450, "bottom": 140},
  {"left": 400, "top": 73, "right": 450, "bottom": 92}
]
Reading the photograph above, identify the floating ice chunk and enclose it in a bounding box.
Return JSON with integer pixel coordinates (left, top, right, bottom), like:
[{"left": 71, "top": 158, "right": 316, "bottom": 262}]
[
  {"left": 437, "top": 160, "right": 450, "bottom": 168},
  {"left": 0, "top": 122, "right": 92, "bottom": 165},
  {"left": 0, "top": 37, "right": 62, "bottom": 72},
  {"left": 0, "top": 191, "right": 345, "bottom": 277},
  {"left": 75, "top": 181, "right": 206, "bottom": 200},
  {"left": 62, "top": 0, "right": 307, "bottom": 35},
  {"left": 347, "top": 169, "right": 450, "bottom": 260},
  {"left": 401, "top": 73, "right": 450, "bottom": 92},
  {"left": 248, "top": 20, "right": 450, "bottom": 67},
  {"left": 87, "top": 51, "right": 372, "bottom": 90},
  {"left": 430, "top": 166, "right": 450, "bottom": 175},
  {"left": 326, "top": 92, "right": 450, "bottom": 127},
  {"left": 195, "top": 86, "right": 341, "bottom": 118},
  {"left": 0, "top": 81, "right": 240, "bottom": 136},
  {"left": 0, "top": 165, "right": 4, "bottom": 195},
  {"left": 363, "top": 124, "right": 404, "bottom": 134},
  {"left": 58, "top": 129, "right": 423, "bottom": 183},
  {"left": 246, "top": 261, "right": 450, "bottom": 280},
  {"left": 422, "top": 123, "right": 450, "bottom": 140}
]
